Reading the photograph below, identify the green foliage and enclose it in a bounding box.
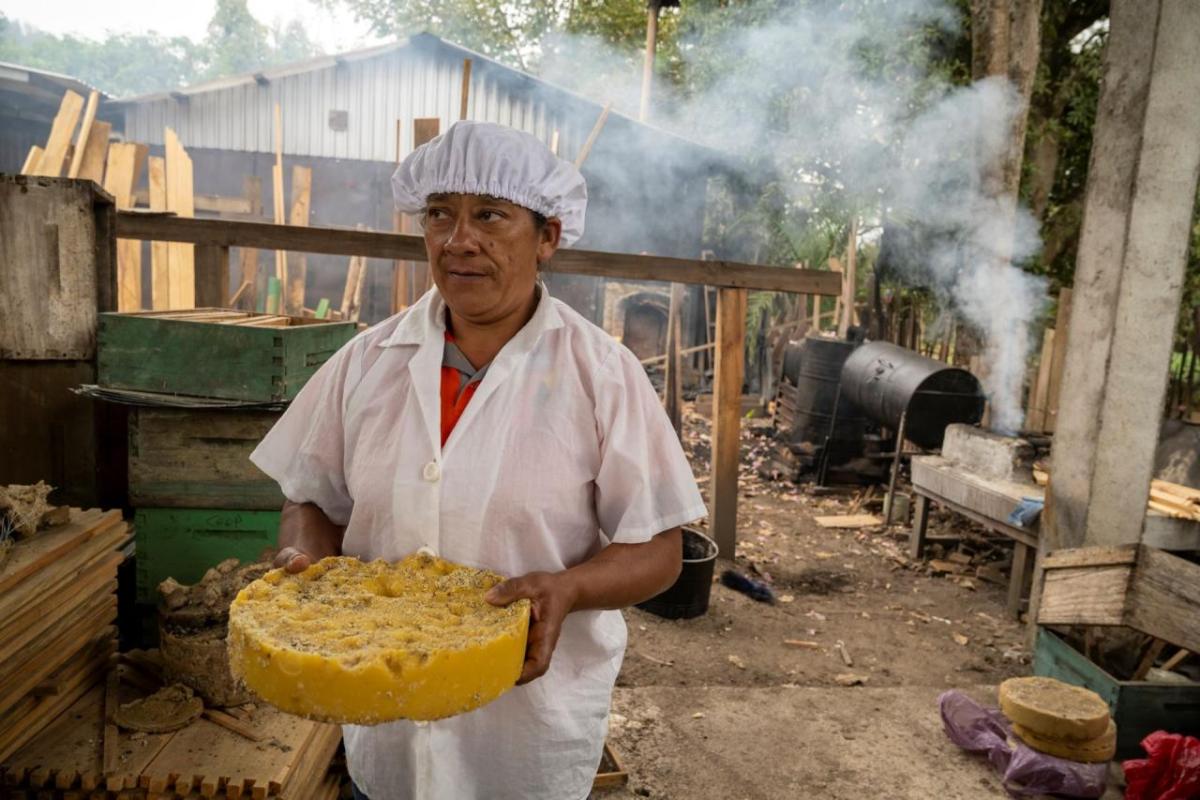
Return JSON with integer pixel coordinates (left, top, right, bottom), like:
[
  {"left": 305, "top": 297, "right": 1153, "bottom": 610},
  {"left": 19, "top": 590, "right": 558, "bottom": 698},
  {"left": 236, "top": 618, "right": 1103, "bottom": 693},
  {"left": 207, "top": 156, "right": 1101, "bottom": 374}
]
[{"left": 0, "top": 0, "right": 322, "bottom": 98}]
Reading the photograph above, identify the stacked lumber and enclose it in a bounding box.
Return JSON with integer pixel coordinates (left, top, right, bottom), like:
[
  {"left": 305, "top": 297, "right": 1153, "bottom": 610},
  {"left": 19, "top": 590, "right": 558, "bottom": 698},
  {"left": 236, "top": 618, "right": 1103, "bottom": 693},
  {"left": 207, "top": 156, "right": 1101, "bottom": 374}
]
[
  {"left": 1, "top": 674, "right": 342, "bottom": 799},
  {"left": 0, "top": 508, "right": 128, "bottom": 762},
  {"left": 1147, "top": 479, "right": 1200, "bottom": 520}
]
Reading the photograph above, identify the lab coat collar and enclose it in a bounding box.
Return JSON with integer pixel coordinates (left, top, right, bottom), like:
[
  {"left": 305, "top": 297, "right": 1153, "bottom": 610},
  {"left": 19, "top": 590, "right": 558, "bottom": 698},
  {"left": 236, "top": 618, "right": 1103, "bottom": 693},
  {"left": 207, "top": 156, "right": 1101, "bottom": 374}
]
[{"left": 378, "top": 281, "right": 563, "bottom": 350}]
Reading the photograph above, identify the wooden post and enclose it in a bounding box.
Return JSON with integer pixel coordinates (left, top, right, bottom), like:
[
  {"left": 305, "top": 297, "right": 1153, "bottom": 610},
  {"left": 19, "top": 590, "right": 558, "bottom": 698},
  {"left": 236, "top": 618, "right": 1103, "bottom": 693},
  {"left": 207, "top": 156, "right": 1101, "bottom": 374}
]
[
  {"left": 285, "top": 165, "right": 312, "bottom": 315},
  {"left": 885, "top": 410, "right": 908, "bottom": 526},
  {"left": 1027, "top": 328, "right": 1055, "bottom": 432},
  {"left": 194, "top": 245, "right": 230, "bottom": 308},
  {"left": 460, "top": 59, "right": 473, "bottom": 120},
  {"left": 404, "top": 118, "right": 441, "bottom": 303},
  {"left": 75, "top": 120, "right": 111, "bottom": 185},
  {"left": 640, "top": 1, "right": 662, "bottom": 122},
  {"left": 709, "top": 287, "right": 747, "bottom": 558},
  {"left": 663, "top": 282, "right": 685, "bottom": 436},
  {"left": 838, "top": 218, "right": 857, "bottom": 338}
]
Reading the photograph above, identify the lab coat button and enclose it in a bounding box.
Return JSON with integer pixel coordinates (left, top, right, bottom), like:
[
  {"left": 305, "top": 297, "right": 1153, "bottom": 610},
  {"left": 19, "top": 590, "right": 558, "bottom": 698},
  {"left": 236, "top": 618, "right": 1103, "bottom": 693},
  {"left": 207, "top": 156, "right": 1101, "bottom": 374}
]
[{"left": 423, "top": 461, "right": 440, "bottom": 482}]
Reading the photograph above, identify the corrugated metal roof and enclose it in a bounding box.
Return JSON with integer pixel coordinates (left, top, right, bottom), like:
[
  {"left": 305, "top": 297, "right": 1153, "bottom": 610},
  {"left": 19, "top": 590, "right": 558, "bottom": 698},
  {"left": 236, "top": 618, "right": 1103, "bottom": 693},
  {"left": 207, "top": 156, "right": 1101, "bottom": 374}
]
[
  {"left": 115, "top": 33, "right": 714, "bottom": 164},
  {"left": 0, "top": 61, "right": 108, "bottom": 98}
]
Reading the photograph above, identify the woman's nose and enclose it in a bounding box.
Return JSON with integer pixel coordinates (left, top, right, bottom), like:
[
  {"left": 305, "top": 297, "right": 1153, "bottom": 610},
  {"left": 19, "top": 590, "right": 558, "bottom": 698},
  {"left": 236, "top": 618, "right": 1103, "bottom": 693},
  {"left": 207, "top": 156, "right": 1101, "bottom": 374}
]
[{"left": 444, "top": 217, "right": 481, "bottom": 254}]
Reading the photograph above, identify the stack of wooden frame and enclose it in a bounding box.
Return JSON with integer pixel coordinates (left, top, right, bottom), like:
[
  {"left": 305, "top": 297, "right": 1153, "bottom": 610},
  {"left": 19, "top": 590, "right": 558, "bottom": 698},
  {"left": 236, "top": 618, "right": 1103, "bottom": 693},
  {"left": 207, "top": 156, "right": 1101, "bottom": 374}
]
[
  {"left": 1, "top": 674, "right": 342, "bottom": 798},
  {"left": 0, "top": 509, "right": 129, "bottom": 761}
]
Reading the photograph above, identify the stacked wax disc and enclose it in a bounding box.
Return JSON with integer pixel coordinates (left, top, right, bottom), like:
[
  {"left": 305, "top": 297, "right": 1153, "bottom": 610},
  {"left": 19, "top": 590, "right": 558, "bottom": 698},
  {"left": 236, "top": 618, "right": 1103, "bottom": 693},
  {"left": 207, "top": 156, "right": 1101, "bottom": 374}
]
[{"left": 999, "top": 677, "right": 1116, "bottom": 763}]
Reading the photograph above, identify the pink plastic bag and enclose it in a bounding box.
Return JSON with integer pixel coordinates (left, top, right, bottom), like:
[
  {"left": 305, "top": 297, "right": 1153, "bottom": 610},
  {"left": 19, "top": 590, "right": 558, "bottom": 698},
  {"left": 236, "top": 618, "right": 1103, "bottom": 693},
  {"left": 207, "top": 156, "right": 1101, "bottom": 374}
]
[
  {"left": 939, "top": 690, "right": 1108, "bottom": 797},
  {"left": 1123, "top": 731, "right": 1200, "bottom": 800}
]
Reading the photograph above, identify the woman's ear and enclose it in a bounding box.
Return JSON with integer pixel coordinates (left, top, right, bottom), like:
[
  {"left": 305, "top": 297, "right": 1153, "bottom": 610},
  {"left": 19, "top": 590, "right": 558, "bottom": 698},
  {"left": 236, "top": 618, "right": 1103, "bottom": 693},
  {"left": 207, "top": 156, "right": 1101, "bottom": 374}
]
[{"left": 536, "top": 217, "right": 563, "bottom": 265}]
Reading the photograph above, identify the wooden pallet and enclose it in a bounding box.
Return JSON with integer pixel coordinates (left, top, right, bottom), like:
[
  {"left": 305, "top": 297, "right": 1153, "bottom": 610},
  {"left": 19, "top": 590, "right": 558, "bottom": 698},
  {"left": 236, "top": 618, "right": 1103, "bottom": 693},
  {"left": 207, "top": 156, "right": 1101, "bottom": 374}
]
[
  {"left": 2, "top": 675, "right": 341, "bottom": 799},
  {"left": 0, "top": 509, "right": 128, "bottom": 762}
]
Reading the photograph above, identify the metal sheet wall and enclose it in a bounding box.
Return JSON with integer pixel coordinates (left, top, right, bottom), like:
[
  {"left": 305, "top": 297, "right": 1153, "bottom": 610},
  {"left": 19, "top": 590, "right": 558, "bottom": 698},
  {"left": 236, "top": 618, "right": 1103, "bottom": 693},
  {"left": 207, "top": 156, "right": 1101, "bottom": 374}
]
[{"left": 122, "top": 48, "right": 586, "bottom": 163}]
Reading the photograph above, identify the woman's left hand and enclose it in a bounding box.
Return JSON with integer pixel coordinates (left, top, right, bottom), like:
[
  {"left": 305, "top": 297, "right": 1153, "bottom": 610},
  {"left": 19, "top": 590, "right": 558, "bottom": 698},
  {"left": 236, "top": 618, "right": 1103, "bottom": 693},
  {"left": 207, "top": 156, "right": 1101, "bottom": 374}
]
[{"left": 485, "top": 571, "right": 579, "bottom": 685}]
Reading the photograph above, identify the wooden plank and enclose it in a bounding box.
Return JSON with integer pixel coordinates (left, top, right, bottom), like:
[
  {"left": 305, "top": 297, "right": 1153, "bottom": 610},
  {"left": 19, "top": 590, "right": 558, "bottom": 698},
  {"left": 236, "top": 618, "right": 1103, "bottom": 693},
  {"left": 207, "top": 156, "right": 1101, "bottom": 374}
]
[
  {"left": 574, "top": 102, "right": 612, "bottom": 169},
  {"left": 115, "top": 213, "right": 843, "bottom": 295},
  {"left": 285, "top": 166, "right": 312, "bottom": 315},
  {"left": 663, "top": 282, "right": 684, "bottom": 436},
  {"left": 0, "top": 508, "right": 117, "bottom": 594},
  {"left": 814, "top": 514, "right": 884, "bottom": 529},
  {"left": 102, "top": 670, "right": 118, "bottom": 778},
  {"left": 21, "top": 145, "right": 44, "bottom": 174},
  {"left": 34, "top": 90, "right": 85, "bottom": 177},
  {"left": 75, "top": 120, "right": 111, "bottom": 185},
  {"left": 0, "top": 572, "right": 117, "bottom": 658},
  {"left": 413, "top": 118, "right": 441, "bottom": 149},
  {"left": 1027, "top": 328, "right": 1055, "bottom": 432},
  {"left": 0, "top": 519, "right": 127, "bottom": 622},
  {"left": 147, "top": 156, "right": 170, "bottom": 310},
  {"left": 67, "top": 91, "right": 100, "bottom": 178},
  {"left": 709, "top": 287, "right": 747, "bottom": 558},
  {"left": 104, "top": 142, "right": 143, "bottom": 312},
  {"left": 238, "top": 177, "right": 263, "bottom": 309},
  {"left": 195, "top": 245, "right": 232, "bottom": 309},
  {"left": 134, "top": 188, "right": 255, "bottom": 215},
  {"left": 1037, "top": 564, "right": 1133, "bottom": 626},
  {"left": 1041, "top": 545, "right": 1140, "bottom": 570},
  {"left": 0, "top": 601, "right": 116, "bottom": 709},
  {"left": 1127, "top": 546, "right": 1200, "bottom": 654},
  {"left": 459, "top": 58, "right": 472, "bottom": 120},
  {"left": 1045, "top": 287, "right": 1072, "bottom": 432},
  {"left": 165, "top": 128, "right": 195, "bottom": 309},
  {"left": 272, "top": 103, "right": 287, "bottom": 288}
]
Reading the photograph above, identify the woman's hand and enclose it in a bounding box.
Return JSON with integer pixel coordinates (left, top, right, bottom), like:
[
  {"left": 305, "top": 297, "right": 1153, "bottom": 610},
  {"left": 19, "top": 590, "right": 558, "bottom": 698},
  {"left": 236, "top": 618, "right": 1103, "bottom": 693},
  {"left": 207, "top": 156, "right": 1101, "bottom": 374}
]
[
  {"left": 485, "top": 572, "right": 580, "bottom": 685},
  {"left": 274, "top": 500, "right": 345, "bottom": 573}
]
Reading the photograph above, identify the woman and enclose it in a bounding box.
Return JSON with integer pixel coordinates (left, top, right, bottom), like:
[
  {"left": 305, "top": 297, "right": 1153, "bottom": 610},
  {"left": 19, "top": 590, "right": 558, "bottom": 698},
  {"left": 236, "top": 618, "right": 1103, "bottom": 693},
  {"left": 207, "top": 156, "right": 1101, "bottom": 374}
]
[{"left": 251, "top": 121, "right": 706, "bottom": 800}]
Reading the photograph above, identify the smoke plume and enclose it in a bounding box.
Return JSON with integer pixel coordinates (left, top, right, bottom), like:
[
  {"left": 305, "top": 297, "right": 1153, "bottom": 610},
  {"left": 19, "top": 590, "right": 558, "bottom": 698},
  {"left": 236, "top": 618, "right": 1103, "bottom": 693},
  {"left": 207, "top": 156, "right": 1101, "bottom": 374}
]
[{"left": 538, "top": 0, "right": 1047, "bottom": 434}]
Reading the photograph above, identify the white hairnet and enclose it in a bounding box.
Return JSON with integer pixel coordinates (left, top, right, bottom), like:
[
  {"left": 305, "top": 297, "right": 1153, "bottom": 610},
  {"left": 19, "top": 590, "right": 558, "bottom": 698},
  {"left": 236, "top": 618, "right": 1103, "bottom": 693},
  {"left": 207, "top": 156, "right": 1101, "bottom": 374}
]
[{"left": 391, "top": 121, "right": 588, "bottom": 247}]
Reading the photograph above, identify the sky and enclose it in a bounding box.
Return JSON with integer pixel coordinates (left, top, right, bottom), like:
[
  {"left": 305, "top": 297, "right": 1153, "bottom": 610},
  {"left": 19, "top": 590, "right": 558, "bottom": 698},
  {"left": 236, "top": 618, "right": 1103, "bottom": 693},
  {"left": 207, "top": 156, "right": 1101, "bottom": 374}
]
[{"left": 0, "top": 0, "right": 384, "bottom": 53}]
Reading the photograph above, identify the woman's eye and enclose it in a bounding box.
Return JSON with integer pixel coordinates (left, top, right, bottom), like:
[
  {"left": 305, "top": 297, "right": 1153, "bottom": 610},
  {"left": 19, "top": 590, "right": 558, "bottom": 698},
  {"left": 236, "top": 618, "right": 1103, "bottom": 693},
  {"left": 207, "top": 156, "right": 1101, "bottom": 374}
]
[
  {"left": 479, "top": 210, "right": 504, "bottom": 222},
  {"left": 426, "top": 208, "right": 448, "bottom": 220}
]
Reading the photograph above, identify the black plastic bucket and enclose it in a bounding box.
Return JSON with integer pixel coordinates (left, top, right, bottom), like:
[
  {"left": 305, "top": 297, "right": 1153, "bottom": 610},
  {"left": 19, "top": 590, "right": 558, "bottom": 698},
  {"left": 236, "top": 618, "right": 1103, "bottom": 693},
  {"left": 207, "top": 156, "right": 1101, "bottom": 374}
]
[{"left": 635, "top": 527, "right": 719, "bottom": 620}]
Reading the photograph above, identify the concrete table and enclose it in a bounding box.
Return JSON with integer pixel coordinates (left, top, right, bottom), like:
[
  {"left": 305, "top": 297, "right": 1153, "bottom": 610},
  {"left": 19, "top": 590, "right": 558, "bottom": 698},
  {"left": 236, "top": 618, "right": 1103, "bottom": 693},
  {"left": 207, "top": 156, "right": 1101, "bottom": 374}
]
[{"left": 910, "top": 455, "right": 1039, "bottom": 617}]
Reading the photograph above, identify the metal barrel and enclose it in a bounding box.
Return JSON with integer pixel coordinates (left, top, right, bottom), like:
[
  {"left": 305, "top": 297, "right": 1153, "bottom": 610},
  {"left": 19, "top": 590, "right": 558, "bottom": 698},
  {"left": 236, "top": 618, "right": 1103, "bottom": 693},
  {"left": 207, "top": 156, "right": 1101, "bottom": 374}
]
[
  {"left": 786, "top": 335, "right": 866, "bottom": 464},
  {"left": 839, "top": 341, "right": 985, "bottom": 450}
]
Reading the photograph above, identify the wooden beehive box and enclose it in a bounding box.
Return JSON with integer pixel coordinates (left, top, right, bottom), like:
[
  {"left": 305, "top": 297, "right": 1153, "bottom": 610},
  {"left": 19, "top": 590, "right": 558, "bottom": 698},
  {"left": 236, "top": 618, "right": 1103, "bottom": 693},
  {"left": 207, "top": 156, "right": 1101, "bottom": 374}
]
[
  {"left": 1034, "top": 628, "right": 1200, "bottom": 758},
  {"left": 98, "top": 309, "right": 356, "bottom": 402},
  {"left": 128, "top": 407, "right": 283, "bottom": 510},
  {"left": 1037, "top": 544, "right": 1200, "bottom": 655}
]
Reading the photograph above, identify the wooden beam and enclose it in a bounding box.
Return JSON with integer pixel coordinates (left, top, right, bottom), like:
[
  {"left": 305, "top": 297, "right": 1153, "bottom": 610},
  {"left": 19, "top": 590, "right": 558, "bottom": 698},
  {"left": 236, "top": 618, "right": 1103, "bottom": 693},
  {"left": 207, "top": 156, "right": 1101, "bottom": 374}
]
[
  {"left": 67, "top": 91, "right": 100, "bottom": 178},
  {"left": 75, "top": 120, "right": 111, "bottom": 184},
  {"left": 164, "top": 128, "right": 195, "bottom": 309},
  {"left": 663, "top": 282, "right": 685, "bottom": 436},
  {"left": 133, "top": 188, "right": 254, "bottom": 215},
  {"left": 34, "top": 90, "right": 84, "bottom": 176},
  {"left": 460, "top": 59, "right": 472, "bottom": 120},
  {"left": 194, "top": 244, "right": 230, "bottom": 308},
  {"left": 709, "top": 287, "right": 747, "bottom": 558},
  {"left": 147, "top": 156, "right": 170, "bottom": 310},
  {"left": 575, "top": 102, "right": 612, "bottom": 169},
  {"left": 114, "top": 213, "right": 844, "bottom": 295},
  {"left": 1027, "top": 328, "right": 1055, "bottom": 432},
  {"left": 285, "top": 165, "right": 312, "bottom": 315}
]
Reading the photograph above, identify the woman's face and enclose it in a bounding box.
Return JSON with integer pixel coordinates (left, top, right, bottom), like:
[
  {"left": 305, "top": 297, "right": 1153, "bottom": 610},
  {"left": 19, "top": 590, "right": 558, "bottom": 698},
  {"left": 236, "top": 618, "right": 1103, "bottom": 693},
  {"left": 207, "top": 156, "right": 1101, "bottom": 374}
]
[{"left": 422, "top": 193, "right": 561, "bottom": 326}]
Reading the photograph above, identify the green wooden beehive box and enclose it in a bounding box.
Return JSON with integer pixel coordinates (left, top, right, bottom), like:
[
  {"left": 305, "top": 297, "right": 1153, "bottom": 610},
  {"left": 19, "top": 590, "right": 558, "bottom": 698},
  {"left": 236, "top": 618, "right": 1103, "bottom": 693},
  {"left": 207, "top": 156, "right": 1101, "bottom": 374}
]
[
  {"left": 1034, "top": 628, "right": 1200, "bottom": 758},
  {"left": 134, "top": 508, "right": 280, "bottom": 603},
  {"left": 98, "top": 308, "right": 356, "bottom": 402},
  {"left": 129, "top": 407, "right": 283, "bottom": 509}
]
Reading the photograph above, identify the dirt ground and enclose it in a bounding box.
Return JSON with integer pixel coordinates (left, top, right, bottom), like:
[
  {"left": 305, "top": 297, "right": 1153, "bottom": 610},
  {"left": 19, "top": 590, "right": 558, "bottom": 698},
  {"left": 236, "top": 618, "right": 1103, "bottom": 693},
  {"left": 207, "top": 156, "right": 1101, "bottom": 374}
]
[{"left": 595, "top": 411, "right": 1123, "bottom": 799}]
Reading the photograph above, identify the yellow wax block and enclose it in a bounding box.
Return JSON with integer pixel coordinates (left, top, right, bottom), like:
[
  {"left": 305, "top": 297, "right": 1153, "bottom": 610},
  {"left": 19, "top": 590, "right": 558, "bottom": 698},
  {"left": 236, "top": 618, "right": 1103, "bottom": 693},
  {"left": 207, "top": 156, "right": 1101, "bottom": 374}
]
[
  {"left": 1012, "top": 719, "right": 1118, "bottom": 763},
  {"left": 227, "top": 554, "right": 530, "bottom": 724},
  {"left": 999, "top": 676, "right": 1111, "bottom": 741}
]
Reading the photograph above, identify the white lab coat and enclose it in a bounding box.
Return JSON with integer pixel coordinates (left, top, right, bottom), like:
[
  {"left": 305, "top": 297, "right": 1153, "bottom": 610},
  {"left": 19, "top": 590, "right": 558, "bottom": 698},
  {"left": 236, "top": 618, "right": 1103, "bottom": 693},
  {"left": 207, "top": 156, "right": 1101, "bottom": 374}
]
[{"left": 250, "top": 284, "right": 707, "bottom": 800}]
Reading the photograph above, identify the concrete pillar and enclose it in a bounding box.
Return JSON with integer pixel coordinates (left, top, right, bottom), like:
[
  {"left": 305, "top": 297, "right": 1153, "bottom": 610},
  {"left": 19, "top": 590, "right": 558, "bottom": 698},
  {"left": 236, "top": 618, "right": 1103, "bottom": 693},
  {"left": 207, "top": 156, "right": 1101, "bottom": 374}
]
[{"left": 1047, "top": 0, "right": 1200, "bottom": 549}]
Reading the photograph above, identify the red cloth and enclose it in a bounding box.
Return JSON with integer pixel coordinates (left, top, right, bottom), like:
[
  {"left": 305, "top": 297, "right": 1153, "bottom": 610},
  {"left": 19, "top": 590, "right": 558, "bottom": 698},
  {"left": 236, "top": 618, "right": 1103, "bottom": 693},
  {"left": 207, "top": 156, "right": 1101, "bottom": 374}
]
[
  {"left": 1124, "top": 731, "right": 1200, "bottom": 800},
  {"left": 440, "top": 332, "right": 481, "bottom": 446}
]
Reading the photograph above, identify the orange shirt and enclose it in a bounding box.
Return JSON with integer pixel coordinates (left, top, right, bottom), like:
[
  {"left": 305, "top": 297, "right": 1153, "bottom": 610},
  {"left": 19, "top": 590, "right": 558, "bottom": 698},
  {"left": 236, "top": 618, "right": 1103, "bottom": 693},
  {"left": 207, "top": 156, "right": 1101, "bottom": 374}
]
[{"left": 439, "top": 332, "right": 486, "bottom": 446}]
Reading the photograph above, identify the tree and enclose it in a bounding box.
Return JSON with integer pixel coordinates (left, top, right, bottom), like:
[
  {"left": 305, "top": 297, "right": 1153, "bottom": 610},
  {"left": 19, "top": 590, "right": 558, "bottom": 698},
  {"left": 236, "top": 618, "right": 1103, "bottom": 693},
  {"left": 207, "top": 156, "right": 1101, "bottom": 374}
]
[{"left": 203, "top": 0, "right": 273, "bottom": 78}]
